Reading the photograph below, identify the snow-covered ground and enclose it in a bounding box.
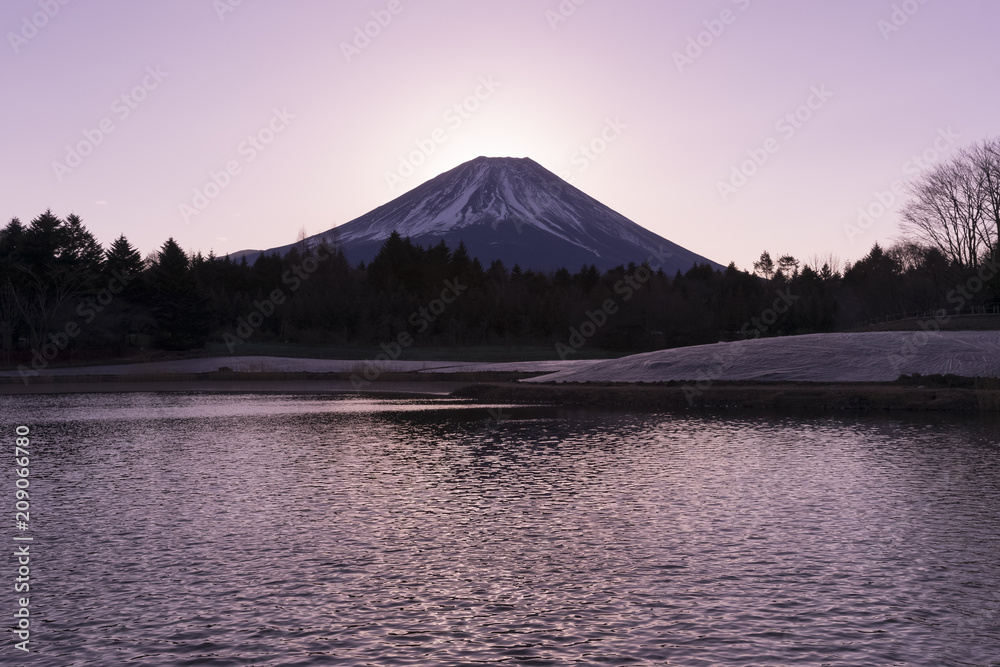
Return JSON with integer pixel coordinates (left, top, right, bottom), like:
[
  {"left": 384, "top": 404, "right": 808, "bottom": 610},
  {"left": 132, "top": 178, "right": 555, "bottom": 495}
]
[
  {"left": 522, "top": 331, "right": 1000, "bottom": 384},
  {"left": 2, "top": 331, "right": 996, "bottom": 383},
  {"left": 418, "top": 359, "right": 603, "bottom": 375}
]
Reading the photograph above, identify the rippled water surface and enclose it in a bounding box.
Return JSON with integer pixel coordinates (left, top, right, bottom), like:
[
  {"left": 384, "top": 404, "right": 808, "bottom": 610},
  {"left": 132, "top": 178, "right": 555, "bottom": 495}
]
[{"left": 3, "top": 392, "right": 1000, "bottom": 665}]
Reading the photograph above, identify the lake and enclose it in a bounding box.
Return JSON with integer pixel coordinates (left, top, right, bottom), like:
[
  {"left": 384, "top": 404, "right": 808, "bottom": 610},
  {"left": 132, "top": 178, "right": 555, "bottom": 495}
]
[{"left": 4, "top": 392, "right": 1000, "bottom": 665}]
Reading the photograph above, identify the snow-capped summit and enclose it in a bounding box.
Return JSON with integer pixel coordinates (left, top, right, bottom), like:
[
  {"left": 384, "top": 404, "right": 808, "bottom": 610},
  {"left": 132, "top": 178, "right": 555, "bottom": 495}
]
[{"left": 246, "top": 156, "right": 722, "bottom": 272}]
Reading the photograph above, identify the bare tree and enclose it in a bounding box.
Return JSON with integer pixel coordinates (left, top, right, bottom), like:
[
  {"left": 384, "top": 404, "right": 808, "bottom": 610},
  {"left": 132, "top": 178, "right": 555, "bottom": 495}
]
[
  {"left": 900, "top": 138, "right": 999, "bottom": 269},
  {"left": 886, "top": 241, "right": 928, "bottom": 273},
  {"left": 808, "top": 252, "right": 843, "bottom": 279},
  {"left": 296, "top": 226, "right": 309, "bottom": 255},
  {"left": 9, "top": 265, "right": 86, "bottom": 353},
  {"left": 969, "top": 138, "right": 1000, "bottom": 258}
]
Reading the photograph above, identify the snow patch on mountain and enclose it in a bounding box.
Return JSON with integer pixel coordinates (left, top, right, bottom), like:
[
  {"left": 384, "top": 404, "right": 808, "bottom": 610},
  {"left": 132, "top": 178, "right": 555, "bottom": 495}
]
[
  {"left": 249, "top": 156, "right": 722, "bottom": 272},
  {"left": 334, "top": 157, "right": 649, "bottom": 252}
]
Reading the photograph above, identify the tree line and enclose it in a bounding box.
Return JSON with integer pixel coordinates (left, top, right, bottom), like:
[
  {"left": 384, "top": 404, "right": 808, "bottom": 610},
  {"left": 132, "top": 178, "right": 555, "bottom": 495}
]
[
  {"left": 2, "top": 215, "right": 997, "bottom": 368},
  {"left": 1, "top": 138, "right": 998, "bottom": 367}
]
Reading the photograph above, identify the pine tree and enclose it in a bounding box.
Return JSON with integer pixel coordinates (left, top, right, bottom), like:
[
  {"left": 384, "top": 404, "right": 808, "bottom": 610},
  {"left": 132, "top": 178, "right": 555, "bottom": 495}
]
[
  {"left": 777, "top": 254, "right": 800, "bottom": 278},
  {"left": 0, "top": 219, "right": 25, "bottom": 364},
  {"left": 13, "top": 211, "right": 105, "bottom": 351},
  {"left": 147, "top": 238, "right": 212, "bottom": 349},
  {"left": 20, "top": 210, "right": 63, "bottom": 269},
  {"left": 0, "top": 218, "right": 26, "bottom": 262},
  {"left": 753, "top": 251, "right": 775, "bottom": 280},
  {"left": 105, "top": 234, "right": 145, "bottom": 279},
  {"left": 97, "top": 234, "right": 149, "bottom": 351},
  {"left": 62, "top": 214, "right": 105, "bottom": 279}
]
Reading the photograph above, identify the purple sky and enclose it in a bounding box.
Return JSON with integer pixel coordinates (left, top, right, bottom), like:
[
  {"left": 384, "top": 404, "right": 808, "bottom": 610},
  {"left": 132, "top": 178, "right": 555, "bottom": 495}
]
[{"left": 3, "top": 0, "right": 998, "bottom": 271}]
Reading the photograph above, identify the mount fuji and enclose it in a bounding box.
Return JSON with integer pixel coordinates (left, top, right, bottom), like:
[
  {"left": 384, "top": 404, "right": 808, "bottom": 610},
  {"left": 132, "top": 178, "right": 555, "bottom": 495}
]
[{"left": 241, "top": 157, "right": 722, "bottom": 273}]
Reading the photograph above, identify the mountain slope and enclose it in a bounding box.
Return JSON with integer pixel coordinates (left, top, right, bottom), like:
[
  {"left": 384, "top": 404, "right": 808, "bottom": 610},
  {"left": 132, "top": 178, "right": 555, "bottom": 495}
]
[{"left": 246, "top": 156, "right": 722, "bottom": 273}]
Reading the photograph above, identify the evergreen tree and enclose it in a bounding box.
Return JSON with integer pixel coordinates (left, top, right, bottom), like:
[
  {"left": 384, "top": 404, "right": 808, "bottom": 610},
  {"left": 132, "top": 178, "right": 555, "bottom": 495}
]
[
  {"left": 20, "top": 210, "right": 63, "bottom": 270},
  {"left": 99, "top": 234, "right": 149, "bottom": 351},
  {"left": 777, "top": 254, "right": 800, "bottom": 277},
  {"left": 0, "top": 219, "right": 25, "bottom": 364},
  {"left": 13, "top": 211, "right": 104, "bottom": 351},
  {"left": 62, "top": 213, "right": 105, "bottom": 281},
  {"left": 753, "top": 251, "right": 775, "bottom": 280},
  {"left": 0, "top": 218, "right": 26, "bottom": 262},
  {"left": 147, "top": 238, "right": 212, "bottom": 350},
  {"left": 105, "top": 234, "right": 145, "bottom": 278}
]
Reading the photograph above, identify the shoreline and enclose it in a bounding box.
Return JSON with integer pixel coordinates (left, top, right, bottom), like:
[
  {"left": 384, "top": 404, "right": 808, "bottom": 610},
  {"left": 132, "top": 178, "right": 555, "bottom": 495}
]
[
  {"left": 2, "top": 370, "right": 999, "bottom": 413},
  {"left": 452, "top": 380, "right": 1000, "bottom": 414},
  {"left": 0, "top": 379, "right": 473, "bottom": 397},
  {"left": 0, "top": 370, "right": 530, "bottom": 396}
]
